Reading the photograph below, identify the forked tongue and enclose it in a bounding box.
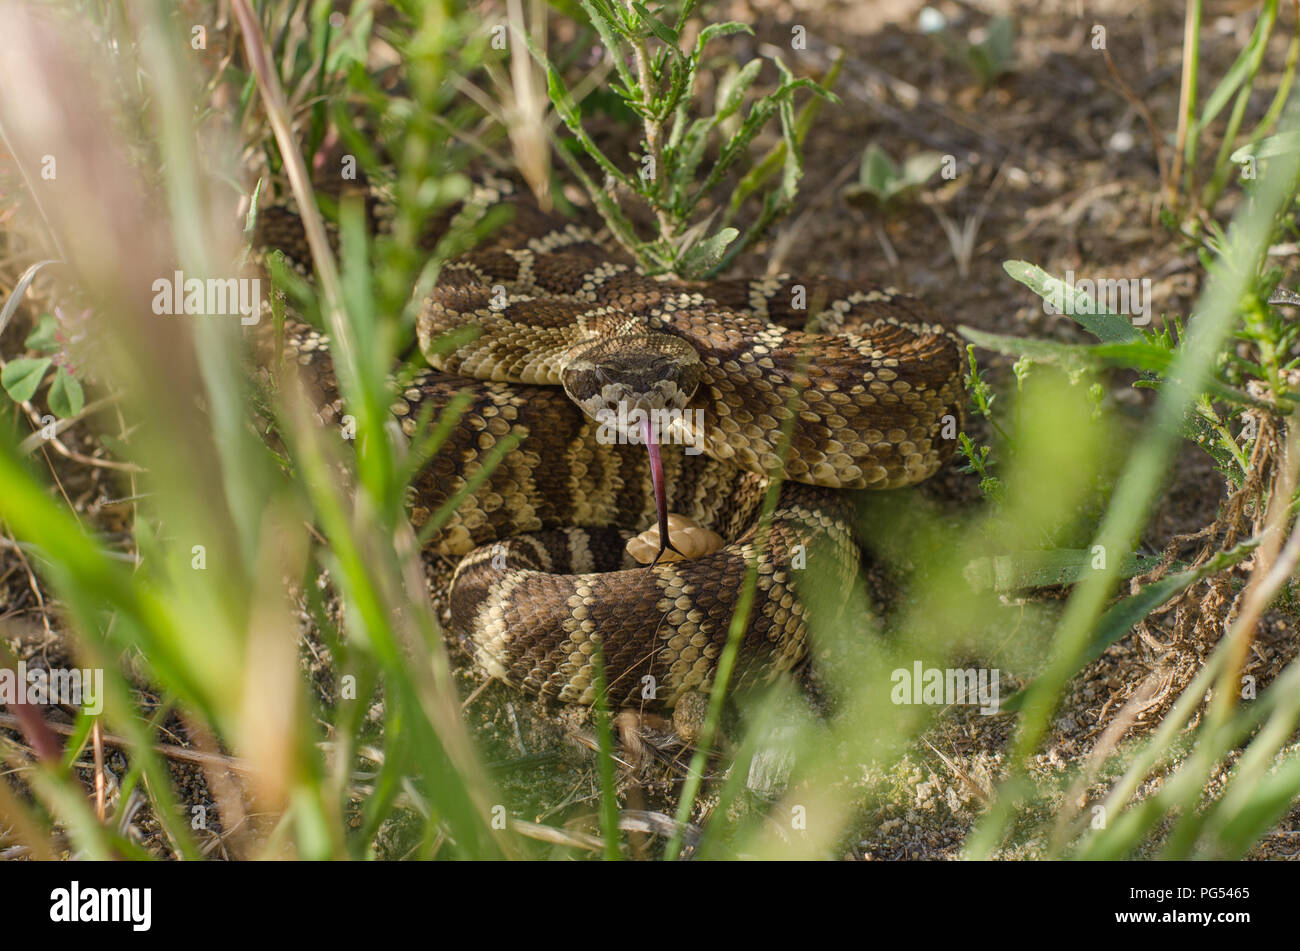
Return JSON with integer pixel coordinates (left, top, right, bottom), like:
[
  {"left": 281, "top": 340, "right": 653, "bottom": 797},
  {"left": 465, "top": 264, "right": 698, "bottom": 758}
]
[{"left": 642, "top": 415, "right": 683, "bottom": 566}]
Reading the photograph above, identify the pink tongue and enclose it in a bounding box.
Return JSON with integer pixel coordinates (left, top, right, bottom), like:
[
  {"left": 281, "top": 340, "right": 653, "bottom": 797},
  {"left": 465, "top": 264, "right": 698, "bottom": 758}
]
[{"left": 642, "top": 415, "right": 672, "bottom": 564}]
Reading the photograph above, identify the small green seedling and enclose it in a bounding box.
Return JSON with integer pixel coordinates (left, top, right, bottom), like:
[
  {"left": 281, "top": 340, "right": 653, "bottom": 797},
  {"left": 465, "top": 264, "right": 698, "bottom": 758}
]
[
  {"left": 843, "top": 144, "right": 945, "bottom": 208},
  {"left": 1, "top": 309, "right": 87, "bottom": 418},
  {"left": 930, "top": 14, "right": 1017, "bottom": 87}
]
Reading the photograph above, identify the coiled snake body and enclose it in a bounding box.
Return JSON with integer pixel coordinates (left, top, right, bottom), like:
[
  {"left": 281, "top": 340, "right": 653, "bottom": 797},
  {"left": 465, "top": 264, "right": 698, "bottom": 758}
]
[{"left": 260, "top": 188, "right": 964, "bottom": 709}]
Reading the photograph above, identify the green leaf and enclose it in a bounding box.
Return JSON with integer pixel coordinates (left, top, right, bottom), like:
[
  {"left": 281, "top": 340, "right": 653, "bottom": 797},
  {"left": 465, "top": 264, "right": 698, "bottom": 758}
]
[
  {"left": 1088, "top": 340, "right": 1175, "bottom": 372},
  {"left": 578, "top": 0, "right": 637, "bottom": 88},
  {"left": 243, "top": 176, "right": 264, "bottom": 236},
  {"left": 958, "top": 326, "right": 1093, "bottom": 370},
  {"left": 984, "top": 16, "right": 1015, "bottom": 66},
  {"left": 850, "top": 148, "right": 945, "bottom": 205},
  {"left": 1, "top": 357, "right": 52, "bottom": 403},
  {"left": 671, "top": 117, "right": 713, "bottom": 205},
  {"left": 898, "top": 151, "right": 946, "bottom": 189},
  {"left": 529, "top": 39, "right": 633, "bottom": 189},
  {"left": 859, "top": 143, "right": 899, "bottom": 195},
  {"left": 963, "top": 548, "right": 1157, "bottom": 594},
  {"left": 553, "top": 142, "right": 651, "bottom": 269},
  {"left": 1200, "top": 9, "right": 1275, "bottom": 133},
  {"left": 1230, "top": 129, "right": 1300, "bottom": 163},
  {"left": 99, "top": 433, "right": 132, "bottom": 458},
  {"left": 715, "top": 58, "right": 762, "bottom": 122},
  {"left": 47, "top": 366, "right": 84, "bottom": 418},
  {"left": 677, "top": 227, "right": 738, "bottom": 277},
  {"left": 1207, "top": 754, "right": 1300, "bottom": 859},
  {"left": 775, "top": 75, "right": 801, "bottom": 204},
  {"left": 963, "top": 325, "right": 1273, "bottom": 410},
  {"left": 1002, "top": 260, "right": 1144, "bottom": 343},
  {"left": 1097, "top": 551, "right": 1255, "bottom": 675},
  {"left": 686, "top": 98, "right": 779, "bottom": 213},
  {"left": 968, "top": 15, "right": 1016, "bottom": 84},
  {"left": 631, "top": 2, "right": 677, "bottom": 45},
  {"left": 727, "top": 50, "right": 843, "bottom": 222},
  {"left": 999, "top": 539, "right": 1256, "bottom": 712},
  {"left": 0, "top": 261, "right": 58, "bottom": 340},
  {"left": 545, "top": 0, "right": 589, "bottom": 17},
  {"left": 695, "top": 21, "right": 752, "bottom": 53},
  {"left": 24, "top": 313, "right": 59, "bottom": 353},
  {"left": 657, "top": 56, "right": 690, "bottom": 120},
  {"left": 544, "top": 60, "right": 582, "bottom": 127},
  {"left": 580, "top": 87, "right": 641, "bottom": 126}
]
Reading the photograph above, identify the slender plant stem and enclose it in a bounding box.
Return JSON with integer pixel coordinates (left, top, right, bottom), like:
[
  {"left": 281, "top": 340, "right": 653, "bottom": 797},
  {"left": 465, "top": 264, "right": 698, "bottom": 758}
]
[{"left": 1168, "top": 0, "right": 1202, "bottom": 210}]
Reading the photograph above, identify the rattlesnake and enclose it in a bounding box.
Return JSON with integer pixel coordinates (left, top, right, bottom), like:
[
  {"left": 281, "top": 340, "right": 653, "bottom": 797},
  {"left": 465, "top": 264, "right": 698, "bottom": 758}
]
[{"left": 258, "top": 183, "right": 964, "bottom": 709}]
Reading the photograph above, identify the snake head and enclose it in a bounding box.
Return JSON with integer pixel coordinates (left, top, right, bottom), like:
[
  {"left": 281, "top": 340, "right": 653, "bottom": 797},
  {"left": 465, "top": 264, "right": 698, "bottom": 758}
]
[{"left": 560, "top": 331, "right": 702, "bottom": 430}]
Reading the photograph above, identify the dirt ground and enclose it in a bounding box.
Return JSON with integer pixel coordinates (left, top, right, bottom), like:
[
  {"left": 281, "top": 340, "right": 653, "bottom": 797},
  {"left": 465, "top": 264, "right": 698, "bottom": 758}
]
[{"left": 4, "top": 0, "right": 1300, "bottom": 859}]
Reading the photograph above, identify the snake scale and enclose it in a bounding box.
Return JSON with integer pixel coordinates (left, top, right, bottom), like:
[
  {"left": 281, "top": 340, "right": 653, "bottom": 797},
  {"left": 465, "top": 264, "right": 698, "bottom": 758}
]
[{"left": 257, "top": 182, "right": 964, "bottom": 709}]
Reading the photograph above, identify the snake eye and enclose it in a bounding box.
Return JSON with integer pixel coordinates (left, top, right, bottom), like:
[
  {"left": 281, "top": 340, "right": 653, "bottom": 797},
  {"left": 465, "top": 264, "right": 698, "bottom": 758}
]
[{"left": 647, "top": 355, "right": 677, "bottom": 377}]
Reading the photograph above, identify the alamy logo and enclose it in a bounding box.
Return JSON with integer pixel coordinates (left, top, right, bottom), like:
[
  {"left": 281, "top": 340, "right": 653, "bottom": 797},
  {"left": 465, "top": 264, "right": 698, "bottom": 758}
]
[
  {"left": 0, "top": 662, "right": 103, "bottom": 715},
  {"left": 1044, "top": 269, "right": 1151, "bottom": 326},
  {"left": 595, "top": 404, "right": 705, "bottom": 455},
  {"left": 890, "top": 662, "right": 1000, "bottom": 715},
  {"left": 49, "top": 882, "right": 151, "bottom": 931},
  {"left": 151, "top": 271, "right": 261, "bottom": 325}
]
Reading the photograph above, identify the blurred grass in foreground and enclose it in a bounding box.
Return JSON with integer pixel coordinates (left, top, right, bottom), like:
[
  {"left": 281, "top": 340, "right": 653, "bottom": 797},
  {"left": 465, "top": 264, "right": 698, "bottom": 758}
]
[{"left": 0, "top": 0, "right": 510, "bottom": 859}]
